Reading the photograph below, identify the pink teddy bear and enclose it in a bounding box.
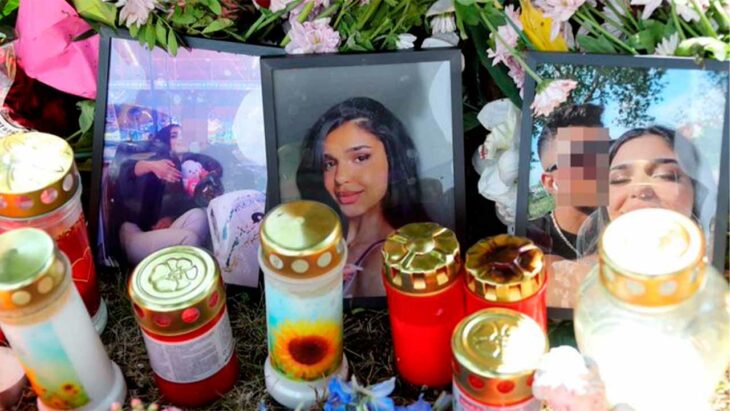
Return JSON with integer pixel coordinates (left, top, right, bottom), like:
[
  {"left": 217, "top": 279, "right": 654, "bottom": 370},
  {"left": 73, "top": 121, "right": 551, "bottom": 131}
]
[{"left": 181, "top": 160, "right": 208, "bottom": 197}]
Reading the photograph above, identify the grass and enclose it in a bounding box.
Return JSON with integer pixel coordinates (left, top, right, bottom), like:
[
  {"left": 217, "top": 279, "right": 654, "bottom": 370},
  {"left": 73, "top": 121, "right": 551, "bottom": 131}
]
[{"left": 10, "top": 269, "right": 730, "bottom": 410}]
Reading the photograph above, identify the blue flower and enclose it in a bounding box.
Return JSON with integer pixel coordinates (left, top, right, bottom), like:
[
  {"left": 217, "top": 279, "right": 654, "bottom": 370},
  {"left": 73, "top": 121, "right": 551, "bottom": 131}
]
[
  {"left": 395, "top": 395, "right": 432, "bottom": 411},
  {"left": 325, "top": 377, "right": 354, "bottom": 411}
]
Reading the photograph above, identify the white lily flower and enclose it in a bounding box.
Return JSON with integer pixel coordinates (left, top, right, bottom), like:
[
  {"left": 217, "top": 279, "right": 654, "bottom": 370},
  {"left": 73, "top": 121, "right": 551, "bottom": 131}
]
[{"left": 395, "top": 33, "right": 417, "bottom": 49}]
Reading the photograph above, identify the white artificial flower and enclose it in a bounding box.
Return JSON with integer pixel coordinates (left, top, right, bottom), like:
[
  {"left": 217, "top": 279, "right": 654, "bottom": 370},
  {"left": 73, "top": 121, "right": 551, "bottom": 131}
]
[
  {"left": 395, "top": 33, "right": 417, "bottom": 49},
  {"left": 655, "top": 32, "right": 680, "bottom": 55},
  {"left": 421, "top": 31, "right": 459, "bottom": 48},
  {"left": 534, "top": 0, "right": 587, "bottom": 40},
  {"left": 630, "top": 0, "right": 663, "bottom": 19},
  {"left": 475, "top": 98, "right": 521, "bottom": 160},
  {"left": 426, "top": 0, "right": 457, "bottom": 35},
  {"left": 118, "top": 0, "right": 157, "bottom": 27},
  {"left": 673, "top": 0, "right": 710, "bottom": 21}
]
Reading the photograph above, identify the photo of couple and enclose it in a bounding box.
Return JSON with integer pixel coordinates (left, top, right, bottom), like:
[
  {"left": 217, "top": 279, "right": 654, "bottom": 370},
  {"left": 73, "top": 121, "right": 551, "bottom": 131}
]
[{"left": 523, "top": 63, "right": 728, "bottom": 309}]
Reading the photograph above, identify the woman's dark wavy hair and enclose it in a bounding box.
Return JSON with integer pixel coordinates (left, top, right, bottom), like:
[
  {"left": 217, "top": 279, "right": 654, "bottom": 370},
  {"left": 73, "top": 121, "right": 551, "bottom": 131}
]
[
  {"left": 151, "top": 123, "right": 181, "bottom": 152},
  {"left": 296, "top": 97, "right": 429, "bottom": 228}
]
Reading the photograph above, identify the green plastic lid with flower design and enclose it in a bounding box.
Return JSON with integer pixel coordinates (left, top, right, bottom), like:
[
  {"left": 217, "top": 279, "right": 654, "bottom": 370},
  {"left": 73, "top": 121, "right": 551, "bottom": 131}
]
[{"left": 129, "top": 245, "right": 226, "bottom": 336}]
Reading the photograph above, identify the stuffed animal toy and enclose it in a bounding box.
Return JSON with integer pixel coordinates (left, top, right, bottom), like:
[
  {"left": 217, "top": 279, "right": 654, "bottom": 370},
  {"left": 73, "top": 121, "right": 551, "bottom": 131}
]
[
  {"left": 207, "top": 190, "right": 266, "bottom": 287},
  {"left": 181, "top": 159, "right": 208, "bottom": 197}
]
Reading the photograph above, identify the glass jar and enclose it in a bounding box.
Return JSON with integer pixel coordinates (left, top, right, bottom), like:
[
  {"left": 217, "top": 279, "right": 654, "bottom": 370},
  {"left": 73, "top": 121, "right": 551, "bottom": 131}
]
[
  {"left": 259, "top": 201, "right": 348, "bottom": 409},
  {"left": 0, "top": 228, "right": 125, "bottom": 411},
  {"left": 575, "top": 208, "right": 730, "bottom": 411},
  {"left": 129, "top": 245, "right": 238, "bottom": 407},
  {"left": 0, "top": 132, "right": 105, "bottom": 334},
  {"left": 464, "top": 235, "right": 547, "bottom": 331},
  {"left": 382, "top": 222, "right": 465, "bottom": 388},
  {"left": 452, "top": 308, "right": 547, "bottom": 411}
]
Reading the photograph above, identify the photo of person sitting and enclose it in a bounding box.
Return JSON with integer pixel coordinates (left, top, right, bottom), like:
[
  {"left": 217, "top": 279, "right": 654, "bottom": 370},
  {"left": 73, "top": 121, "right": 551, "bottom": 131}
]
[
  {"left": 296, "top": 97, "right": 430, "bottom": 298},
  {"left": 116, "top": 124, "right": 223, "bottom": 264}
]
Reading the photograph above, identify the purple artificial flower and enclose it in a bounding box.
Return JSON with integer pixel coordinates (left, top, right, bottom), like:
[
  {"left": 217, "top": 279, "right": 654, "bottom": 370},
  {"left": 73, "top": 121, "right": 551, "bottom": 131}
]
[{"left": 285, "top": 18, "right": 341, "bottom": 54}]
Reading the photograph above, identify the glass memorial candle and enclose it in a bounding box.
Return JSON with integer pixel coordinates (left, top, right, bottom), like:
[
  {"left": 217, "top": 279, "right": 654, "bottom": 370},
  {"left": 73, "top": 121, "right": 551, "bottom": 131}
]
[
  {"left": 382, "top": 222, "right": 465, "bottom": 388},
  {"left": 0, "top": 132, "right": 105, "bottom": 334},
  {"left": 259, "top": 201, "right": 348, "bottom": 409},
  {"left": 0, "top": 228, "right": 126, "bottom": 411},
  {"left": 452, "top": 308, "right": 547, "bottom": 411},
  {"left": 464, "top": 235, "right": 547, "bottom": 331},
  {"left": 574, "top": 208, "right": 730, "bottom": 411},
  {"left": 129, "top": 245, "right": 238, "bottom": 407}
]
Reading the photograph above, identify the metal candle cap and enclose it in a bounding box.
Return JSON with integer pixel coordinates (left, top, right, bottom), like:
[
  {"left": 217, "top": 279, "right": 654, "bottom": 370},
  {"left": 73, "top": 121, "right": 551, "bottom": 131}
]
[
  {"left": 465, "top": 235, "right": 545, "bottom": 302},
  {"left": 452, "top": 308, "right": 547, "bottom": 406},
  {"left": 0, "top": 228, "right": 68, "bottom": 315},
  {"left": 259, "top": 200, "right": 345, "bottom": 280},
  {"left": 382, "top": 222, "right": 461, "bottom": 294},
  {"left": 0, "top": 132, "right": 80, "bottom": 219},
  {"left": 599, "top": 208, "right": 705, "bottom": 307},
  {"left": 129, "top": 246, "right": 226, "bottom": 336}
]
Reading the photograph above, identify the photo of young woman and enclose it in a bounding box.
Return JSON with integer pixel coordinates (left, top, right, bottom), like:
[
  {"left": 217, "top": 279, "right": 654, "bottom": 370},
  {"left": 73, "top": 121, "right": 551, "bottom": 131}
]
[{"left": 296, "top": 97, "right": 430, "bottom": 298}]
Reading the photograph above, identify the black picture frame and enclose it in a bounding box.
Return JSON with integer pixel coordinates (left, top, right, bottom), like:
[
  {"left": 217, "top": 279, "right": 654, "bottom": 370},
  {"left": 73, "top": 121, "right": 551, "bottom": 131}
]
[
  {"left": 260, "top": 49, "right": 466, "bottom": 307},
  {"left": 515, "top": 52, "right": 730, "bottom": 318},
  {"left": 89, "top": 28, "right": 284, "bottom": 286}
]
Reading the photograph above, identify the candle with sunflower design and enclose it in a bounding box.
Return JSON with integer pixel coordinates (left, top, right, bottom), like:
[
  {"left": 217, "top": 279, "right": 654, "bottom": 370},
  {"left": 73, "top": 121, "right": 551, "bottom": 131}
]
[
  {"left": 0, "top": 228, "right": 126, "bottom": 411},
  {"left": 259, "top": 201, "right": 348, "bottom": 409}
]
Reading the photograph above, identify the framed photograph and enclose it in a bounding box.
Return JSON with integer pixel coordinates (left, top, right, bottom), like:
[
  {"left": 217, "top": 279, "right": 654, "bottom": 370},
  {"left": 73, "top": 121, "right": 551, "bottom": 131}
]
[
  {"left": 261, "top": 50, "right": 465, "bottom": 302},
  {"left": 515, "top": 52, "right": 730, "bottom": 315},
  {"left": 89, "top": 29, "right": 283, "bottom": 288}
]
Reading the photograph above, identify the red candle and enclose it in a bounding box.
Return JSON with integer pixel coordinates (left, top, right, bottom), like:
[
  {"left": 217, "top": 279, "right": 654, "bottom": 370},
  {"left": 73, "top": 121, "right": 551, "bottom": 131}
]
[
  {"left": 129, "top": 246, "right": 238, "bottom": 407},
  {"left": 0, "top": 132, "right": 105, "bottom": 334},
  {"left": 382, "top": 223, "right": 465, "bottom": 388},
  {"left": 464, "top": 235, "right": 547, "bottom": 331}
]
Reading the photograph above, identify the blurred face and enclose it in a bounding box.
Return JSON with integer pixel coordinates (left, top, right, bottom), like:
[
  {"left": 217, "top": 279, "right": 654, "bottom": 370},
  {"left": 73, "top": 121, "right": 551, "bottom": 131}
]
[
  {"left": 169, "top": 126, "right": 185, "bottom": 154},
  {"left": 323, "top": 121, "right": 389, "bottom": 219},
  {"left": 608, "top": 134, "right": 694, "bottom": 220}
]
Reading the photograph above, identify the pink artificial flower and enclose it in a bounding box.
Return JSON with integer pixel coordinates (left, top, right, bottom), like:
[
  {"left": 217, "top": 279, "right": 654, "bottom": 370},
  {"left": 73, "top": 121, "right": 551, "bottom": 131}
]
[
  {"left": 534, "top": 0, "right": 586, "bottom": 39},
  {"left": 486, "top": 5, "right": 522, "bottom": 67},
  {"left": 505, "top": 59, "right": 525, "bottom": 97},
  {"left": 285, "top": 18, "right": 340, "bottom": 54},
  {"left": 531, "top": 79, "right": 577, "bottom": 117},
  {"left": 291, "top": 0, "right": 331, "bottom": 20},
  {"left": 118, "top": 0, "right": 157, "bottom": 27}
]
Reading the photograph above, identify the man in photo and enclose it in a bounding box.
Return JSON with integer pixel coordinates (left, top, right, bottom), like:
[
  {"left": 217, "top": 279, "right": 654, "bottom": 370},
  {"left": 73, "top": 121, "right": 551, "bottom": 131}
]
[{"left": 528, "top": 103, "right": 607, "bottom": 261}]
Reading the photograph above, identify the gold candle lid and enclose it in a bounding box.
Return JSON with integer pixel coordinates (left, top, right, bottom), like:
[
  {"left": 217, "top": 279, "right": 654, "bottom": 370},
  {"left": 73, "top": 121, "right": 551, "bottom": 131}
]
[
  {"left": 0, "top": 228, "right": 69, "bottom": 315},
  {"left": 259, "top": 200, "right": 345, "bottom": 280},
  {"left": 600, "top": 208, "right": 705, "bottom": 307},
  {"left": 129, "top": 246, "right": 226, "bottom": 336},
  {"left": 0, "top": 132, "right": 80, "bottom": 219},
  {"left": 382, "top": 222, "right": 461, "bottom": 294},
  {"left": 465, "top": 235, "right": 545, "bottom": 302},
  {"left": 452, "top": 308, "right": 547, "bottom": 406}
]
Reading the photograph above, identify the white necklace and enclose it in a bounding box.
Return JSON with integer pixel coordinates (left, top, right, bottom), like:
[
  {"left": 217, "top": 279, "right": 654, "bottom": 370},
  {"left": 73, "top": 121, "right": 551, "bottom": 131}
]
[{"left": 550, "top": 212, "right": 578, "bottom": 255}]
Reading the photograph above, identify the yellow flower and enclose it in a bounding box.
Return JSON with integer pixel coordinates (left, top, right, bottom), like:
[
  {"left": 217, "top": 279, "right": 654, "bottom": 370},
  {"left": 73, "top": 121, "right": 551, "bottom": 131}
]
[
  {"left": 519, "top": 0, "right": 568, "bottom": 52},
  {"left": 272, "top": 320, "right": 342, "bottom": 381}
]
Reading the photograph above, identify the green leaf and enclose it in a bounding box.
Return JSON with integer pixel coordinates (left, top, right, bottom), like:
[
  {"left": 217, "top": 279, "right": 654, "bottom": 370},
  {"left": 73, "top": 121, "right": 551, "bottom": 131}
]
[
  {"left": 456, "top": 0, "right": 478, "bottom": 5},
  {"left": 72, "top": 0, "right": 117, "bottom": 27},
  {"left": 129, "top": 23, "right": 140, "bottom": 38},
  {"left": 463, "top": 18, "right": 521, "bottom": 107},
  {"left": 1, "top": 0, "right": 18, "bottom": 17},
  {"left": 155, "top": 19, "right": 167, "bottom": 45},
  {"left": 204, "top": 0, "right": 222, "bottom": 15},
  {"left": 144, "top": 20, "right": 156, "bottom": 50},
  {"left": 171, "top": 9, "right": 197, "bottom": 26},
  {"left": 167, "top": 30, "right": 179, "bottom": 56},
  {"left": 454, "top": 2, "right": 480, "bottom": 26},
  {"left": 577, "top": 34, "right": 617, "bottom": 54},
  {"left": 463, "top": 111, "right": 481, "bottom": 133},
  {"left": 202, "top": 18, "right": 234, "bottom": 34},
  {"left": 76, "top": 100, "right": 95, "bottom": 134}
]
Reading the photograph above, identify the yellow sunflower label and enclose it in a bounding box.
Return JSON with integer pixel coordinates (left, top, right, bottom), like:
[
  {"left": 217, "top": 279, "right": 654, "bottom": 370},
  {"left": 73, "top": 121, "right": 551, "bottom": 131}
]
[{"left": 265, "top": 280, "right": 344, "bottom": 381}]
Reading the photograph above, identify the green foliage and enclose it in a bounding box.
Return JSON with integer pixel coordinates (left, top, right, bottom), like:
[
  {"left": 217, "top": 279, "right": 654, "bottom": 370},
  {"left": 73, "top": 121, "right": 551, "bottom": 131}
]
[
  {"left": 66, "top": 100, "right": 96, "bottom": 157},
  {"left": 72, "top": 0, "right": 117, "bottom": 27}
]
